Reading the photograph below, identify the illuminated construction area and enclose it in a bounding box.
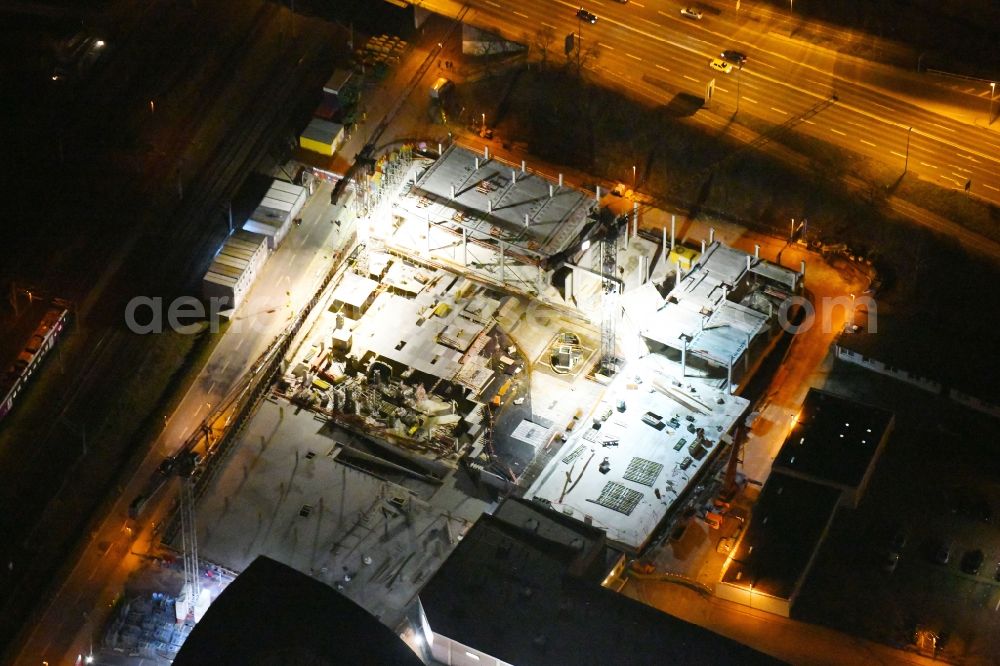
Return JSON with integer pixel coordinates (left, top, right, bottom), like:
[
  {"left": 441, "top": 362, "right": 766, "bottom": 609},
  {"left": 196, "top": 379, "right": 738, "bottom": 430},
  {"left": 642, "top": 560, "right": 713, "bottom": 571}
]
[{"left": 143, "top": 142, "right": 808, "bottom": 651}]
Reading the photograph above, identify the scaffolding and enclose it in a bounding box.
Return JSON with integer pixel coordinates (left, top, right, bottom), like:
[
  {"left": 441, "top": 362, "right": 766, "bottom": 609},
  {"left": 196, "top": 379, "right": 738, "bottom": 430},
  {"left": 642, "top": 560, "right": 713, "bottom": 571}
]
[{"left": 353, "top": 144, "right": 415, "bottom": 227}]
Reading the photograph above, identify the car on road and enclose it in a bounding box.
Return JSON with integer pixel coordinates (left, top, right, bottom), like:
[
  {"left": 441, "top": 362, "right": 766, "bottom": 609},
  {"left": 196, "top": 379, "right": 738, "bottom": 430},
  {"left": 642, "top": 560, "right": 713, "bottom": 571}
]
[
  {"left": 721, "top": 50, "right": 747, "bottom": 66},
  {"left": 576, "top": 8, "right": 598, "bottom": 23},
  {"left": 513, "top": 397, "right": 525, "bottom": 405},
  {"left": 709, "top": 58, "right": 733, "bottom": 74},
  {"left": 961, "top": 549, "right": 984, "bottom": 575},
  {"left": 680, "top": 7, "right": 703, "bottom": 19}
]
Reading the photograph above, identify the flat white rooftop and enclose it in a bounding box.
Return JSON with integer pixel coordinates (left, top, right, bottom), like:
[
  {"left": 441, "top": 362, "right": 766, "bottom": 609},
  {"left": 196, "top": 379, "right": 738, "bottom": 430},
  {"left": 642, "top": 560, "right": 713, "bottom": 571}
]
[{"left": 526, "top": 353, "right": 748, "bottom": 553}]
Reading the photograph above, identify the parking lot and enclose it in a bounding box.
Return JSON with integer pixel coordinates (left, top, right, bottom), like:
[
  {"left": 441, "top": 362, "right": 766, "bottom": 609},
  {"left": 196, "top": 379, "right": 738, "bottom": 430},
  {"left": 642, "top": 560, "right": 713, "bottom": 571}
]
[{"left": 795, "top": 363, "right": 1000, "bottom": 661}]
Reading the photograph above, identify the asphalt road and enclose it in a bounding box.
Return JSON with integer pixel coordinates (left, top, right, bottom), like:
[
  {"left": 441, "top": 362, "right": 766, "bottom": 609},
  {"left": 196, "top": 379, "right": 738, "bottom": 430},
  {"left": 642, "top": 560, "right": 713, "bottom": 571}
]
[{"left": 414, "top": 0, "right": 1000, "bottom": 204}]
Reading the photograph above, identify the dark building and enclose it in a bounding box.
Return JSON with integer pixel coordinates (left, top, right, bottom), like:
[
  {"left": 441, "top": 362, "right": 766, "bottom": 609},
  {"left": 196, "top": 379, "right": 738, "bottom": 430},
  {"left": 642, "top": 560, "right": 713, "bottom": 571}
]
[
  {"left": 772, "top": 388, "right": 895, "bottom": 507},
  {"left": 417, "top": 497, "right": 783, "bottom": 665},
  {"left": 717, "top": 472, "right": 842, "bottom": 617},
  {"left": 175, "top": 556, "right": 423, "bottom": 666}
]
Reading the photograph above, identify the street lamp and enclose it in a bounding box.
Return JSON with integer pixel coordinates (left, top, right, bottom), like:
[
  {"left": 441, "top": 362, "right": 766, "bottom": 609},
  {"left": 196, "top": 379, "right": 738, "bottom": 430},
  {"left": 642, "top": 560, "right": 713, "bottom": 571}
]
[
  {"left": 904, "top": 125, "right": 912, "bottom": 174},
  {"left": 990, "top": 82, "right": 996, "bottom": 126},
  {"left": 481, "top": 112, "right": 486, "bottom": 129},
  {"left": 632, "top": 164, "right": 636, "bottom": 188}
]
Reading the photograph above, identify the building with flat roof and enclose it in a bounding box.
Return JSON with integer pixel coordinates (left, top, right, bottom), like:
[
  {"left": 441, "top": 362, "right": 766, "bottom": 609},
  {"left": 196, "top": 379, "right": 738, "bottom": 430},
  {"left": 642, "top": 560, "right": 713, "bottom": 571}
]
[
  {"left": 299, "top": 118, "right": 346, "bottom": 157},
  {"left": 201, "top": 229, "right": 269, "bottom": 310},
  {"left": 526, "top": 351, "right": 749, "bottom": 553},
  {"left": 772, "top": 389, "right": 895, "bottom": 507},
  {"left": 716, "top": 472, "right": 842, "bottom": 618},
  {"left": 417, "top": 498, "right": 781, "bottom": 666},
  {"left": 329, "top": 269, "right": 380, "bottom": 319},
  {"left": 242, "top": 179, "right": 307, "bottom": 250}
]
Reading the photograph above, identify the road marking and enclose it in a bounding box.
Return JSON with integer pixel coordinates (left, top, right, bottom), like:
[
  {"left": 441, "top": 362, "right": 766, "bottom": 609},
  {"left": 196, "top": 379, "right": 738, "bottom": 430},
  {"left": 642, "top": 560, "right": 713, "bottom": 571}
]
[
  {"left": 931, "top": 122, "right": 956, "bottom": 133},
  {"left": 947, "top": 164, "right": 972, "bottom": 173},
  {"left": 485, "top": 0, "right": 500, "bottom": 6},
  {"left": 599, "top": 42, "right": 615, "bottom": 50},
  {"left": 716, "top": 86, "right": 729, "bottom": 93},
  {"left": 890, "top": 151, "right": 906, "bottom": 158},
  {"left": 513, "top": 10, "right": 529, "bottom": 17},
  {"left": 830, "top": 128, "right": 847, "bottom": 136},
  {"left": 542, "top": 21, "right": 556, "bottom": 28},
  {"left": 951, "top": 172, "right": 969, "bottom": 179},
  {"left": 860, "top": 139, "right": 877, "bottom": 147},
  {"left": 657, "top": 10, "right": 672, "bottom": 17},
  {"left": 683, "top": 74, "right": 699, "bottom": 82},
  {"left": 803, "top": 119, "right": 816, "bottom": 124},
  {"left": 631, "top": 1, "right": 645, "bottom": 6},
  {"left": 984, "top": 184, "right": 1000, "bottom": 192},
  {"left": 626, "top": 52, "right": 642, "bottom": 61},
  {"left": 742, "top": 96, "right": 758, "bottom": 104},
  {"left": 920, "top": 162, "right": 938, "bottom": 168},
  {"left": 220, "top": 357, "right": 231, "bottom": 373},
  {"left": 640, "top": 17, "right": 660, "bottom": 27},
  {"left": 207, "top": 380, "right": 216, "bottom": 395},
  {"left": 655, "top": 64, "right": 670, "bottom": 71},
  {"left": 235, "top": 336, "right": 246, "bottom": 350},
  {"left": 872, "top": 102, "right": 893, "bottom": 111},
  {"left": 770, "top": 106, "right": 788, "bottom": 114},
  {"left": 957, "top": 153, "right": 980, "bottom": 163},
  {"left": 963, "top": 87, "right": 976, "bottom": 94}
]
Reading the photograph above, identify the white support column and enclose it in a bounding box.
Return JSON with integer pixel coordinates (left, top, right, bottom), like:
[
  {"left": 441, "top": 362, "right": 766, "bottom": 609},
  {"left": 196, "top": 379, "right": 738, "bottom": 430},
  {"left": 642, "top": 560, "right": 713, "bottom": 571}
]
[
  {"left": 475, "top": 157, "right": 480, "bottom": 170},
  {"left": 709, "top": 227, "right": 715, "bottom": 243},
  {"left": 701, "top": 239, "right": 706, "bottom": 254},
  {"left": 450, "top": 185, "right": 455, "bottom": 199},
  {"left": 633, "top": 202, "right": 639, "bottom": 239},
  {"left": 511, "top": 168, "right": 517, "bottom": 184},
  {"left": 559, "top": 173, "right": 564, "bottom": 188},
  {"left": 754, "top": 243, "right": 760, "bottom": 259},
  {"left": 670, "top": 215, "right": 676, "bottom": 250},
  {"left": 675, "top": 260, "right": 682, "bottom": 289},
  {"left": 521, "top": 159, "right": 526, "bottom": 173},
  {"left": 438, "top": 142, "right": 442, "bottom": 156},
  {"left": 746, "top": 255, "right": 751, "bottom": 271},
  {"left": 487, "top": 199, "right": 493, "bottom": 214},
  {"left": 484, "top": 145, "right": 489, "bottom": 160},
  {"left": 595, "top": 185, "right": 601, "bottom": 202},
  {"left": 524, "top": 213, "right": 530, "bottom": 227},
  {"left": 662, "top": 226, "right": 667, "bottom": 253},
  {"left": 727, "top": 356, "right": 733, "bottom": 394},
  {"left": 549, "top": 184, "right": 554, "bottom": 198},
  {"left": 462, "top": 227, "right": 468, "bottom": 266},
  {"left": 681, "top": 336, "right": 688, "bottom": 378}
]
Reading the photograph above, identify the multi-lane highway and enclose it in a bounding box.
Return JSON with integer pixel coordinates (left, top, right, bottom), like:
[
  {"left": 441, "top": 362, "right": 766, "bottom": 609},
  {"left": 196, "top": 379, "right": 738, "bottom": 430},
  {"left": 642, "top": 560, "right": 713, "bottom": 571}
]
[{"left": 416, "top": 0, "right": 1000, "bottom": 204}]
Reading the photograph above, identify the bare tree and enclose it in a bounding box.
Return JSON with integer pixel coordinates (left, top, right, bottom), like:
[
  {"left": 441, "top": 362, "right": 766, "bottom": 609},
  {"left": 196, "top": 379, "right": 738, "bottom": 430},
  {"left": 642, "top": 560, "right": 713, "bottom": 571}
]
[{"left": 532, "top": 26, "right": 555, "bottom": 66}]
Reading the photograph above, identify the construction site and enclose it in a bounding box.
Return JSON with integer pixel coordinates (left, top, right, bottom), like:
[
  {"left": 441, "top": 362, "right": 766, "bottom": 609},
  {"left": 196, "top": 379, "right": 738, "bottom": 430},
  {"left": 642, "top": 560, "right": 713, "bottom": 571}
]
[{"left": 101, "top": 141, "right": 807, "bottom": 658}]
